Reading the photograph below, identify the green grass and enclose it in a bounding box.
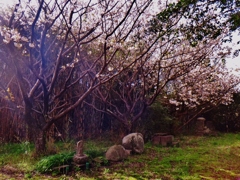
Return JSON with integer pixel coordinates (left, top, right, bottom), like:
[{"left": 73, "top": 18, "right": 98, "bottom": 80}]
[
  {"left": 0, "top": 141, "right": 36, "bottom": 171},
  {"left": 0, "top": 133, "right": 240, "bottom": 179}
]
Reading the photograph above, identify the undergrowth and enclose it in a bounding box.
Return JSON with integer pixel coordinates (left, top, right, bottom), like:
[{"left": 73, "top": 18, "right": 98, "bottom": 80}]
[{"left": 0, "top": 133, "right": 240, "bottom": 179}]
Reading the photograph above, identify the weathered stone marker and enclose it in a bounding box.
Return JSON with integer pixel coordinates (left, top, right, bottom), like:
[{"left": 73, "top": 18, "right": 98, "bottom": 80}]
[
  {"left": 73, "top": 140, "right": 88, "bottom": 165},
  {"left": 195, "top": 117, "right": 206, "bottom": 136}
]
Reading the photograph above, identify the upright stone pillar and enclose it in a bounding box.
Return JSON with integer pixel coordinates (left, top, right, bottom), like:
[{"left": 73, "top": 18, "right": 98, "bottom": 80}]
[
  {"left": 195, "top": 117, "right": 206, "bottom": 136},
  {"left": 73, "top": 140, "right": 88, "bottom": 165}
]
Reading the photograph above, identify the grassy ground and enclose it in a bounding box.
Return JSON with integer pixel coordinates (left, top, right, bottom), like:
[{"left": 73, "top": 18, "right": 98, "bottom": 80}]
[{"left": 0, "top": 133, "right": 240, "bottom": 179}]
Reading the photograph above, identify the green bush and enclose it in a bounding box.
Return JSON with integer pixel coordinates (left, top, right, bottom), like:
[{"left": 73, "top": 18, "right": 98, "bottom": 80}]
[
  {"left": 85, "top": 149, "right": 105, "bottom": 159},
  {"left": 204, "top": 93, "right": 240, "bottom": 132},
  {"left": 137, "top": 101, "right": 174, "bottom": 140},
  {"left": 35, "top": 152, "right": 74, "bottom": 173},
  {"left": 84, "top": 140, "right": 109, "bottom": 159}
]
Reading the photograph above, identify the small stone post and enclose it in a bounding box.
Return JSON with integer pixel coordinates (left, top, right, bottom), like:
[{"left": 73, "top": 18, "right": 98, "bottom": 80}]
[
  {"left": 76, "top": 140, "right": 84, "bottom": 156},
  {"left": 73, "top": 140, "right": 88, "bottom": 165},
  {"left": 195, "top": 117, "right": 206, "bottom": 136}
]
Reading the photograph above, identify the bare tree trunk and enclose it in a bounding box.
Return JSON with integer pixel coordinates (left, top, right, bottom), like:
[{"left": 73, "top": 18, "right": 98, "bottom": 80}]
[
  {"left": 24, "top": 101, "right": 47, "bottom": 153},
  {"left": 35, "top": 131, "right": 46, "bottom": 154}
]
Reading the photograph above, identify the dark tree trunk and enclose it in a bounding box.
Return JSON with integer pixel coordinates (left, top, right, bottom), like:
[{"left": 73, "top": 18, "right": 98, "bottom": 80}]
[
  {"left": 24, "top": 101, "right": 47, "bottom": 153},
  {"left": 34, "top": 131, "right": 46, "bottom": 154}
]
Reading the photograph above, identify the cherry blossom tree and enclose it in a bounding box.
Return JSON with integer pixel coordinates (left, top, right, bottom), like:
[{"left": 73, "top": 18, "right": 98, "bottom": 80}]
[
  {"left": 167, "top": 60, "right": 240, "bottom": 131},
  {"left": 81, "top": 0, "right": 240, "bottom": 133},
  {"left": 0, "top": 0, "right": 161, "bottom": 151},
  {"left": 150, "top": 0, "right": 240, "bottom": 130},
  {"left": 86, "top": 30, "right": 235, "bottom": 133}
]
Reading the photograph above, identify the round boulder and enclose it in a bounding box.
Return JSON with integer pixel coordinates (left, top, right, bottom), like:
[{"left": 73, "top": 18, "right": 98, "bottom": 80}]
[
  {"left": 105, "top": 145, "right": 129, "bottom": 161},
  {"left": 122, "top": 132, "right": 144, "bottom": 154}
]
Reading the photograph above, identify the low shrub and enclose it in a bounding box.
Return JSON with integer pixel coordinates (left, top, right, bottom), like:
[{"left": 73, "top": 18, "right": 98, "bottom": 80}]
[
  {"left": 137, "top": 101, "right": 174, "bottom": 140},
  {"left": 35, "top": 152, "right": 74, "bottom": 173},
  {"left": 85, "top": 149, "right": 105, "bottom": 159},
  {"left": 84, "top": 140, "right": 109, "bottom": 159}
]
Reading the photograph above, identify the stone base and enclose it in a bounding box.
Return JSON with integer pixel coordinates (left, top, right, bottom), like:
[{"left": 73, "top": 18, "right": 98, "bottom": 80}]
[
  {"left": 73, "top": 154, "right": 88, "bottom": 164},
  {"left": 152, "top": 133, "right": 167, "bottom": 145},
  {"left": 152, "top": 134, "right": 174, "bottom": 146}
]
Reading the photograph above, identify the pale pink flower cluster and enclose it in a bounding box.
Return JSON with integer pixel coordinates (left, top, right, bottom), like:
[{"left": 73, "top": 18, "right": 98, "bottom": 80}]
[{"left": 168, "top": 63, "right": 239, "bottom": 109}]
